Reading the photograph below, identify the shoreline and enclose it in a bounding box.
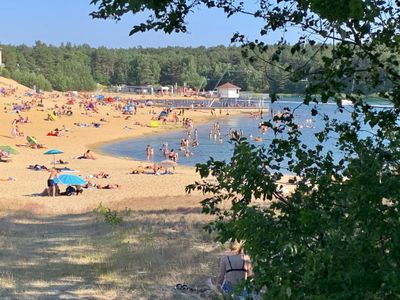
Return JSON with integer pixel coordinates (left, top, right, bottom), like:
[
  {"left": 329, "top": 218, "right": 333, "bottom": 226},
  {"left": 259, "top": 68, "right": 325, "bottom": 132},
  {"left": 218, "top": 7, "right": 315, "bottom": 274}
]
[{"left": 90, "top": 110, "right": 242, "bottom": 166}]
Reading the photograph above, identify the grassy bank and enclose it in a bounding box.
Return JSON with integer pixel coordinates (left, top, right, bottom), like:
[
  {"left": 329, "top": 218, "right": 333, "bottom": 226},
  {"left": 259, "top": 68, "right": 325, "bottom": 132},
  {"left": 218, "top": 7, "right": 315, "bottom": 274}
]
[{"left": 0, "top": 208, "right": 223, "bottom": 299}]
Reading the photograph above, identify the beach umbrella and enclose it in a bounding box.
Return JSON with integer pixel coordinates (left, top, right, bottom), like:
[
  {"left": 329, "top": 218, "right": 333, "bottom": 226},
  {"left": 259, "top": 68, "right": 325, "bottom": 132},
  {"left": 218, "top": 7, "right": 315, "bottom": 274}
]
[
  {"left": 26, "top": 136, "right": 38, "bottom": 145},
  {"left": 0, "top": 145, "right": 19, "bottom": 155},
  {"left": 159, "top": 159, "right": 177, "bottom": 168},
  {"left": 54, "top": 174, "right": 87, "bottom": 186},
  {"left": 44, "top": 149, "right": 64, "bottom": 166}
]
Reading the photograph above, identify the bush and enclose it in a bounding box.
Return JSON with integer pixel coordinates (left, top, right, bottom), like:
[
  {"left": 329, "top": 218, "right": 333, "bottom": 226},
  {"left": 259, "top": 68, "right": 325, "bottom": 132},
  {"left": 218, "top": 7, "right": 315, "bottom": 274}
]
[
  {"left": 93, "top": 202, "right": 123, "bottom": 225},
  {"left": 0, "top": 68, "right": 11, "bottom": 78},
  {"left": 10, "top": 70, "right": 52, "bottom": 91}
]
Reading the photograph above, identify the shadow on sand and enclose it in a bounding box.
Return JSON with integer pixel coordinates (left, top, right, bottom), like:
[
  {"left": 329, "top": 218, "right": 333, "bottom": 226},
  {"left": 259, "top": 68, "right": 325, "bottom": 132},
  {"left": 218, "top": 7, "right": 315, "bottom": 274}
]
[{"left": 0, "top": 208, "right": 220, "bottom": 299}]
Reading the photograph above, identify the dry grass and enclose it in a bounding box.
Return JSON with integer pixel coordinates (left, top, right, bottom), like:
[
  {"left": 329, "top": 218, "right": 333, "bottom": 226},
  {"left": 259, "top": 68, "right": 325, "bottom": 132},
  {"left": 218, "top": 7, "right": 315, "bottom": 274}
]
[{"left": 0, "top": 207, "right": 225, "bottom": 299}]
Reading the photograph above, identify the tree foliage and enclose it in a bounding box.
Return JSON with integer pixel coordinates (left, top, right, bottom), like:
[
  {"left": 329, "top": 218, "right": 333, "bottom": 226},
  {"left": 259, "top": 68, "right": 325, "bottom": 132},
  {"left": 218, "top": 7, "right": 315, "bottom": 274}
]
[
  {"left": 91, "top": 0, "right": 400, "bottom": 298},
  {"left": 1, "top": 42, "right": 321, "bottom": 93}
]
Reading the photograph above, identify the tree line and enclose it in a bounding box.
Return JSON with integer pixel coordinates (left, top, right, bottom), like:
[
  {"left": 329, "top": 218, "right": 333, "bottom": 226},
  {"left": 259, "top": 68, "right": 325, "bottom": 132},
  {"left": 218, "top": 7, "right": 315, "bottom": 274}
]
[
  {"left": 0, "top": 41, "right": 390, "bottom": 94},
  {"left": 0, "top": 41, "right": 326, "bottom": 93}
]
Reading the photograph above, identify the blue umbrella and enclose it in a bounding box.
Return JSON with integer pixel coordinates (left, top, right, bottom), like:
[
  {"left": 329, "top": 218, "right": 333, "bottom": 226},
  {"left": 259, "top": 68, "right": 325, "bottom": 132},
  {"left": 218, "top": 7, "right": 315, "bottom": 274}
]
[
  {"left": 54, "top": 174, "right": 87, "bottom": 186},
  {"left": 44, "top": 149, "right": 64, "bottom": 155},
  {"left": 44, "top": 149, "right": 64, "bottom": 166}
]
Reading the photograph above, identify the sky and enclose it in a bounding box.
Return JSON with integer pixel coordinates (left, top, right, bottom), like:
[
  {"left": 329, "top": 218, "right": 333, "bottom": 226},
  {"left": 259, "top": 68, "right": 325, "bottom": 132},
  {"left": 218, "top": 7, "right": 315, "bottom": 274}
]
[{"left": 0, "top": 0, "right": 299, "bottom": 49}]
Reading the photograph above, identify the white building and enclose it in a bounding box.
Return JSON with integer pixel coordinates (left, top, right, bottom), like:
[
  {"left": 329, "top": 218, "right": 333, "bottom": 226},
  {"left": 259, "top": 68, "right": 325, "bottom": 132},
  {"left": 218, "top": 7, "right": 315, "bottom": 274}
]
[
  {"left": 217, "top": 82, "right": 241, "bottom": 99},
  {"left": 119, "top": 85, "right": 154, "bottom": 94}
]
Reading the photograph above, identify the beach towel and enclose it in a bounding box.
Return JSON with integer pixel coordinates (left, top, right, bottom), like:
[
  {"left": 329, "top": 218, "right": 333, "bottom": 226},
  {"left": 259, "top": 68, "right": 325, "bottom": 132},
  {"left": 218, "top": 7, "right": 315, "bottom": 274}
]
[
  {"left": 48, "top": 113, "right": 57, "bottom": 121},
  {"left": 150, "top": 120, "right": 159, "bottom": 128}
]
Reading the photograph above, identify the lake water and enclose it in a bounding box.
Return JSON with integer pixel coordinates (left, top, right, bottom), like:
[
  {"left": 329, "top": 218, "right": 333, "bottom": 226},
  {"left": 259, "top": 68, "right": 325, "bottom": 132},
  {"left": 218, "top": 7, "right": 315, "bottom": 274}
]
[{"left": 100, "top": 98, "right": 392, "bottom": 166}]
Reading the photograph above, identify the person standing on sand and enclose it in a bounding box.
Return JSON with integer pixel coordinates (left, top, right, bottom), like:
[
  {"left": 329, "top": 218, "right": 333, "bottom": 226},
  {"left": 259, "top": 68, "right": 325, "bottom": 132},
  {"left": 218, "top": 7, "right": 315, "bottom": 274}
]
[
  {"left": 11, "top": 119, "right": 18, "bottom": 138},
  {"left": 47, "top": 169, "right": 60, "bottom": 197}
]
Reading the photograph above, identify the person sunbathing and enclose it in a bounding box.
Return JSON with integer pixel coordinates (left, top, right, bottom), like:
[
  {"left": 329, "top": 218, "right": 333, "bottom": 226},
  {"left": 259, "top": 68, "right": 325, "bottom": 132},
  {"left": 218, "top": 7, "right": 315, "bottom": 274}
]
[
  {"left": 47, "top": 129, "right": 62, "bottom": 136},
  {"left": 28, "top": 164, "right": 48, "bottom": 171},
  {"left": 96, "top": 183, "right": 120, "bottom": 189},
  {"left": 0, "top": 177, "right": 15, "bottom": 181},
  {"left": 29, "top": 143, "right": 46, "bottom": 149},
  {"left": 55, "top": 159, "right": 68, "bottom": 165},
  {"left": 92, "top": 171, "right": 110, "bottom": 179},
  {"left": 130, "top": 166, "right": 144, "bottom": 174}
]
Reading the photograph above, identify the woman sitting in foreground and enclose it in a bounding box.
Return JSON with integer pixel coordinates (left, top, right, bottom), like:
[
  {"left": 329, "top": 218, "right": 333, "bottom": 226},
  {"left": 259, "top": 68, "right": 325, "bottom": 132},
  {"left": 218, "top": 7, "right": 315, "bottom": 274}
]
[{"left": 218, "top": 240, "right": 253, "bottom": 294}]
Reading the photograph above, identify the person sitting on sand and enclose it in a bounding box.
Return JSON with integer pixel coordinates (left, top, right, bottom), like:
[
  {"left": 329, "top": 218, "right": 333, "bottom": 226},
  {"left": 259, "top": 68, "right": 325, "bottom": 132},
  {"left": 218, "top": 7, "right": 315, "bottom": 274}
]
[
  {"left": 76, "top": 150, "right": 96, "bottom": 160},
  {"left": 96, "top": 183, "right": 120, "bottom": 189},
  {"left": 55, "top": 159, "right": 68, "bottom": 165},
  {"left": 153, "top": 163, "right": 162, "bottom": 175},
  {"left": 60, "top": 185, "right": 83, "bottom": 196},
  {"left": 218, "top": 240, "right": 253, "bottom": 295}
]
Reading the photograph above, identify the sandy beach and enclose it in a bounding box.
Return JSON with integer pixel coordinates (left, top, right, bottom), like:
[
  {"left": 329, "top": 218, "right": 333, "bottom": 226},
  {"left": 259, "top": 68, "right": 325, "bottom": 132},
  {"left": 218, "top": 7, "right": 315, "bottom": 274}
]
[{"left": 0, "top": 77, "right": 243, "bottom": 215}]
